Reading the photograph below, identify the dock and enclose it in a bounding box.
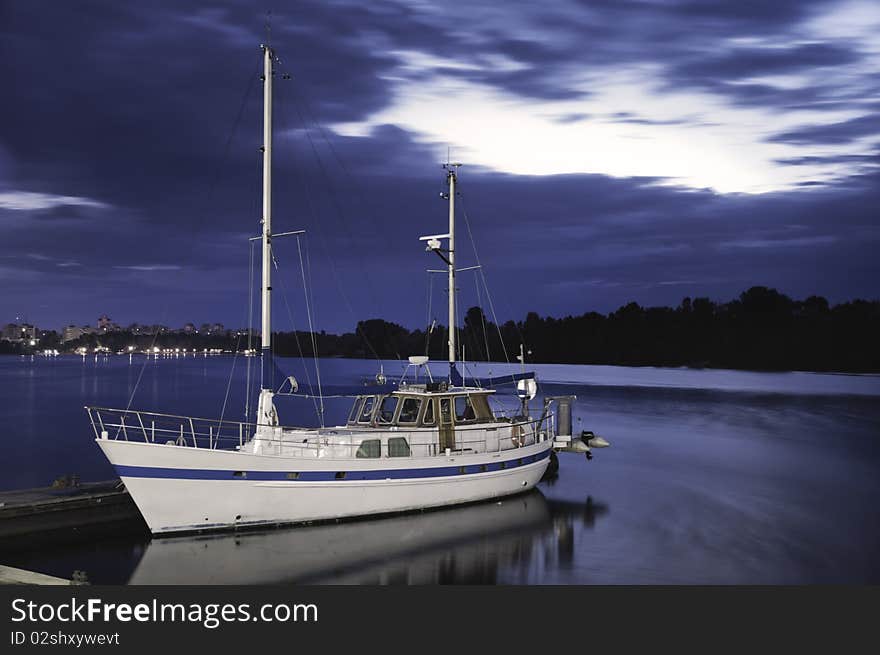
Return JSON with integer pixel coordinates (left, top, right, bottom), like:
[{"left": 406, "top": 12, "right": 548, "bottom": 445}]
[
  {"left": 0, "top": 564, "right": 76, "bottom": 585},
  {"left": 0, "top": 479, "right": 145, "bottom": 543}
]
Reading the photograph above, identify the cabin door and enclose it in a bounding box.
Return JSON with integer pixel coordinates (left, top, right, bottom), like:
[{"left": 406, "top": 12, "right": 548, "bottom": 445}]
[{"left": 439, "top": 398, "right": 455, "bottom": 452}]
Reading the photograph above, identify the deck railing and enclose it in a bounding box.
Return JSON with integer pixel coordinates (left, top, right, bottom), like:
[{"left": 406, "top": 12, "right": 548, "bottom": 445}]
[{"left": 85, "top": 406, "right": 557, "bottom": 458}]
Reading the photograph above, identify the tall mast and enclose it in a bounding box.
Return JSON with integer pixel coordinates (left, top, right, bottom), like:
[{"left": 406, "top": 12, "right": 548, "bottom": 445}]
[{"left": 260, "top": 44, "right": 274, "bottom": 391}]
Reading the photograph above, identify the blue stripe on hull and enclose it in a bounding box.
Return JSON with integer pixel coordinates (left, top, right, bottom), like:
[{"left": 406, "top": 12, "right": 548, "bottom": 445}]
[{"left": 115, "top": 448, "right": 550, "bottom": 481}]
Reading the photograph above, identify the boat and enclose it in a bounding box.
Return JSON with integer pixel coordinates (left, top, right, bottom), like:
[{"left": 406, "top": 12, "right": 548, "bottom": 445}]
[{"left": 86, "top": 41, "right": 609, "bottom": 536}]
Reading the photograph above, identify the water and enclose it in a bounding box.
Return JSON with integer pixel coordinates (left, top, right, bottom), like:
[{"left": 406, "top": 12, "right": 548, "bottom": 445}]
[{"left": 1, "top": 354, "right": 878, "bottom": 584}]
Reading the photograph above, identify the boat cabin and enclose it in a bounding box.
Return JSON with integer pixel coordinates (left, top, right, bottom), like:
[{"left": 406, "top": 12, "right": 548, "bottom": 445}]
[
  {"left": 345, "top": 388, "right": 496, "bottom": 429},
  {"left": 328, "top": 387, "right": 512, "bottom": 458}
]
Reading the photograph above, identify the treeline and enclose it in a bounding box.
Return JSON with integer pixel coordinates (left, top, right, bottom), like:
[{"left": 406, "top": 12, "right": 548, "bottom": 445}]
[
  {"left": 8, "top": 287, "right": 878, "bottom": 372},
  {"left": 274, "top": 286, "right": 880, "bottom": 373}
]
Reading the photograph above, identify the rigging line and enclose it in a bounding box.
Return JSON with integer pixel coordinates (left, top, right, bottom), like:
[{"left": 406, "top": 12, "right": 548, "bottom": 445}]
[
  {"left": 296, "top": 235, "right": 325, "bottom": 425},
  {"left": 278, "top": 89, "right": 382, "bottom": 362},
  {"left": 217, "top": 329, "right": 244, "bottom": 432},
  {"left": 302, "top": 236, "right": 328, "bottom": 412},
  {"left": 117, "top": 59, "right": 260, "bottom": 430},
  {"left": 284, "top": 88, "right": 388, "bottom": 334},
  {"left": 425, "top": 270, "right": 434, "bottom": 356},
  {"left": 262, "top": 82, "right": 320, "bottom": 410},
  {"left": 271, "top": 245, "right": 321, "bottom": 421},
  {"left": 245, "top": 238, "right": 256, "bottom": 420},
  {"left": 475, "top": 272, "right": 491, "bottom": 362},
  {"left": 459, "top": 199, "right": 527, "bottom": 353},
  {"left": 458, "top": 198, "right": 512, "bottom": 364},
  {"left": 293, "top": 87, "right": 387, "bottom": 255},
  {"left": 290, "top": 109, "right": 387, "bottom": 358}
]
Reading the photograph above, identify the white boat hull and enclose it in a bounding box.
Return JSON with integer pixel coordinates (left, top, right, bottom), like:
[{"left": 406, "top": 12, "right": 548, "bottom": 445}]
[{"left": 97, "top": 438, "right": 553, "bottom": 534}]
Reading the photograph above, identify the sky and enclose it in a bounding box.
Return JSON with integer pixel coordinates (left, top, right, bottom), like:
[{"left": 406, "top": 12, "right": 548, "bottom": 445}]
[{"left": 1, "top": 0, "right": 878, "bottom": 334}]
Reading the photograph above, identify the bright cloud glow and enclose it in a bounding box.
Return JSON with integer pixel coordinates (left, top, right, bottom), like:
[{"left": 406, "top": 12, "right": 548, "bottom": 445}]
[
  {"left": 335, "top": 66, "right": 864, "bottom": 193},
  {"left": 332, "top": 1, "right": 880, "bottom": 195},
  {"left": 0, "top": 191, "right": 108, "bottom": 211}
]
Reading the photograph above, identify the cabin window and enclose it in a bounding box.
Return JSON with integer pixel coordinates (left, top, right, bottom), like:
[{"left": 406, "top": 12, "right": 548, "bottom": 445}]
[
  {"left": 439, "top": 398, "right": 452, "bottom": 425},
  {"left": 356, "top": 439, "right": 381, "bottom": 458},
  {"left": 422, "top": 399, "right": 435, "bottom": 425},
  {"left": 358, "top": 396, "right": 376, "bottom": 423},
  {"left": 455, "top": 396, "right": 476, "bottom": 423},
  {"left": 388, "top": 437, "right": 411, "bottom": 457},
  {"left": 347, "top": 398, "right": 364, "bottom": 424},
  {"left": 398, "top": 397, "right": 421, "bottom": 424},
  {"left": 469, "top": 394, "right": 493, "bottom": 421},
  {"left": 377, "top": 396, "right": 399, "bottom": 424}
]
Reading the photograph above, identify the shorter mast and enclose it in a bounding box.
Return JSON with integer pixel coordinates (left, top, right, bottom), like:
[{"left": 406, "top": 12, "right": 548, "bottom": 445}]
[
  {"left": 445, "top": 163, "right": 460, "bottom": 382},
  {"left": 419, "top": 163, "right": 462, "bottom": 384}
]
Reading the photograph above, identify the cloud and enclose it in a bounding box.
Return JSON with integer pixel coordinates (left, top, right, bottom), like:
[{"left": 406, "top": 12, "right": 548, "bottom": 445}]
[
  {"left": 113, "top": 265, "right": 183, "bottom": 271},
  {"left": 720, "top": 236, "right": 838, "bottom": 249},
  {"left": 768, "top": 114, "right": 880, "bottom": 145},
  {"left": 1, "top": 0, "right": 878, "bottom": 330},
  {"left": 0, "top": 191, "right": 108, "bottom": 211}
]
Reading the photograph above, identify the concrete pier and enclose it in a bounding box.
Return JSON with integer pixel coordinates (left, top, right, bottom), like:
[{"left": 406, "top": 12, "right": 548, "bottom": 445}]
[{"left": 0, "top": 564, "right": 73, "bottom": 585}]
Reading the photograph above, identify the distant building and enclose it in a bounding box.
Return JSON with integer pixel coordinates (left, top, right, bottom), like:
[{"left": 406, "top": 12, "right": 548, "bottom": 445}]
[
  {"left": 62, "top": 325, "right": 83, "bottom": 342},
  {"left": 183, "top": 323, "right": 196, "bottom": 334},
  {"left": 98, "top": 315, "right": 112, "bottom": 330},
  {"left": 62, "top": 325, "right": 95, "bottom": 342},
  {"left": 2, "top": 323, "right": 37, "bottom": 342}
]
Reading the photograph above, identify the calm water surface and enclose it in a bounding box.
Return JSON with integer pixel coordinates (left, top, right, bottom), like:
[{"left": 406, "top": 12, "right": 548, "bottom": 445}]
[{"left": 1, "top": 354, "right": 878, "bottom": 584}]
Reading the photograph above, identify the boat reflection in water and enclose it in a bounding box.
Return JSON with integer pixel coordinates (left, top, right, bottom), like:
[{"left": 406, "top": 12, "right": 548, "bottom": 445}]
[{"left": 127, "top": 490, "right": 608, "bottom": 584}]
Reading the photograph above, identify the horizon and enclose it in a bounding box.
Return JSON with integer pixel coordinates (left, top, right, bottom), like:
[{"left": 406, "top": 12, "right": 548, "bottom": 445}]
[{"left": 5, "top": 284, "right": 877, "bottom": 335}]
